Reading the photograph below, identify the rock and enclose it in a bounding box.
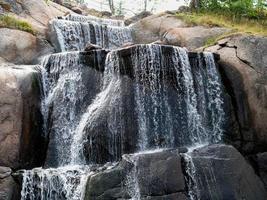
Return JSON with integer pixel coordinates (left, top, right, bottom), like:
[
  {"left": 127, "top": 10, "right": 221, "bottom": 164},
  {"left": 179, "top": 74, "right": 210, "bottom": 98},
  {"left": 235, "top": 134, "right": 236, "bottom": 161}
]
[
  {"left": 100, "top": 11, "right": 112, "bottom": 17},
  {"left": 0, "top": 168, "right": 19, "bottom": 200},
  {"left": 133, "top": 150, "right": 186, "bottom": 196},
  {"left": 85, "top": 149, "right": 187, "bottom": 199},
  {"left": 1, "top": 0, "right": 73, "bottom": 35},
  {"left": 162, "top": 26, "right": 231, "bottom": 50},
  {"left": 0, "top": 0, "right": 23, "bottom": 14},
  {"left": 151, "top": 40, "right": 166, "bottom": 45},
  {"left": 80, "top": 44, "right": 235, "bottom": 164},
  {"left": 178, "top": 6, "right": 190, "bottom": 12},
  {"left": 0, "top": 167, "right": 11, "bottom": 179},
  {"left": 0, "top": 65, "right": 46, "bottom": 169},
  {"left": 125, "top": 11, "right": 152, "bottom": 26},
  {"left": 53, "top": 0, "right": 63, "bottom": 5},
  {"left": 206, "top": 34, "right": 267, "bottom": 153},
  {"left": 84, "top": 43, "right": 102, "bottom": 52},
  {"left": 71, "top": 6, "right": 83, "bottom": 14},
  {"left": 121, "top": 42, "right": 135, "bottom": 48},
  {"left": 254, "top": 152, "right": 267, "bottom": 188},
  {"left": 187, "top": 144, "right": 267, "bottom": 200},
  {"left": 0, "top": 28, "right": 54, "bottom": 64},
  {"left": 131, "top": 13, "right": 187, "bottom": 44},
  {"left": 131, "top": 12, "right": 231, "bottom": 50}
]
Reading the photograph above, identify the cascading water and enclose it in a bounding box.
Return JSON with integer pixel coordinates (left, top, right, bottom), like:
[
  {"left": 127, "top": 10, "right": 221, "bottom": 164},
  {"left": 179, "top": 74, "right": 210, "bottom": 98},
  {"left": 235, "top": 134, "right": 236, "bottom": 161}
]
[
  {"left": 64, "top": 14, "right": 125, "bottom": 27},
  {"left": 20, "top": 11, "right": 227, "bottom": 200},
  {"left": 73, "top": 44, "right": 225, "bottom": 164},
  {"left": 51, "top": 15, "right": 132, "bottom": 51}
]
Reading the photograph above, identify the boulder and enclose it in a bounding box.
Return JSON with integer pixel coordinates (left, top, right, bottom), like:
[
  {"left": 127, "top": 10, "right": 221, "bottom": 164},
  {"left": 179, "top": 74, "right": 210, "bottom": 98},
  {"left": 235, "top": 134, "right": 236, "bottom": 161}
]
[
  {"left": 254, "top": 152, "right": 267, "bottom": 188},
  {"left": 162, "top": 26, "right": 231, "bottom": 50},
  {"left": 131, "top": 13, "right": 230, "bottom": 50},
  {"left": 1, "top": 0, "right": 73, "bottom": 35},
  {"left": 71, "top": 6, "right": 83, "bottom": 14},
  {"left": 85, "top": 149, "right": 187, "bottom": 200},
  {"left": 187, "top": 144, "right": 267, "bottom": 200},
  {"left": 205, "top": 34, "right": 267, "bottom": 153},
  {"left": 125, "top": 11, "right": 152, "bottom": 26},
  {"left": 0, "top": 166, "right": 19, "bottom": 200},
  {"left": 0, "top": 28, "right": 54, "bottom": 64},
  {"left": 131, "top": 13, "right": 187, "bottom": 44},
  {"left": 0, "top": 65, "right": 46, "bottom": 169}
]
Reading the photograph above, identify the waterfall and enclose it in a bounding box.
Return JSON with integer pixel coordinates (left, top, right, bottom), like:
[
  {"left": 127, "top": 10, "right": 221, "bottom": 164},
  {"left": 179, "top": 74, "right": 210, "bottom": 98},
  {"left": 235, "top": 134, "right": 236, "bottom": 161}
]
[
  {"left": 51, "top": 17, "right": 132, "bottom": 51},
  {"left": 20, "top": 10, "right": 227, "bottom": 199},
  {"left": 64, "top": 14, "right": 125, "bottom": 27},
  {"left": 20, "top": 166, "right": 92, "bottom": 200},
  {"left": 70, "top": 44, "right": 225, "bottom": 164}
]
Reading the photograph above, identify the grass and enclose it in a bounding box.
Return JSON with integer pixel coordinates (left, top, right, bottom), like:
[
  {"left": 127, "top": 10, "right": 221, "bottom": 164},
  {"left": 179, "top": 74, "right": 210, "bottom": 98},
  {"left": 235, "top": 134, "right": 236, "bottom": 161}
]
[
  {"left": 0, "top": 15, "right": 35, "bottom": 35},
  {"left": 176, "top": 12, "right": 267, "bottom": 37}
]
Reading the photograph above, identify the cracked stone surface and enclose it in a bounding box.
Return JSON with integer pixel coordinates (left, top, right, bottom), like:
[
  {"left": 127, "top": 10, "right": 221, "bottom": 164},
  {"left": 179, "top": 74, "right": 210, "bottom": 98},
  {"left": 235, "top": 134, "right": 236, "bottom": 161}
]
[{"left": 206, "top": 34, "right": 267, "bottom": 153}]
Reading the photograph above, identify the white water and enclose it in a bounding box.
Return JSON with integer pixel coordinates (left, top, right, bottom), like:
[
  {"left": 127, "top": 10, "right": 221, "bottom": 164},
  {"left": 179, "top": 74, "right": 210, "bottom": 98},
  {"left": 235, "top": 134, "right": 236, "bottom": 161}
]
[
  {"left": 21, "top": 166, "right": 92, "bottom": 200},
  {"left": 21, "top": 10, "right": 226, "bottom": 200},
  {"left": 64, "top": 13, "right": 125, "bottom": 27},
  {"left": 52, "top": 17, "right": 132, "bottom": 51}
]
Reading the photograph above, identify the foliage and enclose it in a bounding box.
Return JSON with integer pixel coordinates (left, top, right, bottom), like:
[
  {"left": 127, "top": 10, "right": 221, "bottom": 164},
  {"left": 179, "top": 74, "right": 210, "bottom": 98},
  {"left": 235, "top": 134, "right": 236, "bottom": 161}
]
[
  {"left": 176, "top": 12, "right": 267, "bottom": 36},
  {"left": 192, "top": 0, "right": 267, "bottom": 20},
  {"left": 0, "top": 15, "right": 35, "bottom": 35}
]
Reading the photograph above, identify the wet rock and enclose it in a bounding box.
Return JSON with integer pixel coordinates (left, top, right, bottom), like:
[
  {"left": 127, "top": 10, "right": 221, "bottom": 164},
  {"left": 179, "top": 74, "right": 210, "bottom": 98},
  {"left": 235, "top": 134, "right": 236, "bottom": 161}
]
[
  {"left": 84, "top": 43, "right": 102, "bottom": 51},
  {"left": 254, "top": 152, "right": 267, "bottom": 188},
  {"left": 134, "top": 150, "right": 185, "bottom": 196},
  {"left": 121, "top": 42, "right": 135, "bottom": 48},
  {"left": 85, "top": 149, "right": 186, "bottom": 200},
  {"left": 0, "top": 65, "right": 46, "bottom": 169},
  {"left": 81, "top": 44, "right": 234, "bottom": 164},
  {"left": 206, "top": 34, "right": 267, "bottom": 153},
  {"left": 188, "top": 144, "right": 267, "bottom": 200}
]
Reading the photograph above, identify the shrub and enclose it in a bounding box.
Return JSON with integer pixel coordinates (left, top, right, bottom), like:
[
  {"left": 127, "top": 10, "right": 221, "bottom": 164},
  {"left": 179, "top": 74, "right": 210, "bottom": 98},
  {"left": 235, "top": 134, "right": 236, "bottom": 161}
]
[{"left": 0, "top": 15, "right": 35, "bottom": 35}]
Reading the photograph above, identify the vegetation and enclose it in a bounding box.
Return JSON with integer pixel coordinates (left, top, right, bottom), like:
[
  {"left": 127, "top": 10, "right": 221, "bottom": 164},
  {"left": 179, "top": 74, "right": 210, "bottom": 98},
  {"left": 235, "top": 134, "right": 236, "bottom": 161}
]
[
  {"left": 176, "top": 12, "right": 267, "bottom": 36},
  {"left": 177, "top": 0, "right": 267, "bottom": 36},
  {"left": 0, "top": 15, "right": 35, "bottom": 35},
  {"left": 190, "top": 0, "right": 267, "bottom": 19}
]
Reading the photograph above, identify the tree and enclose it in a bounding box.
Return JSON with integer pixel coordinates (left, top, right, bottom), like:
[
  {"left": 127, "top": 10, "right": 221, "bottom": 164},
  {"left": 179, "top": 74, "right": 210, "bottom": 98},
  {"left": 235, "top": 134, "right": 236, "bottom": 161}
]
[
  {"left": 108, "top": 0, "right": 115, "bottom": 14},
  {"left": 144, "top": 0, "right": 148, "bottom": 11}
]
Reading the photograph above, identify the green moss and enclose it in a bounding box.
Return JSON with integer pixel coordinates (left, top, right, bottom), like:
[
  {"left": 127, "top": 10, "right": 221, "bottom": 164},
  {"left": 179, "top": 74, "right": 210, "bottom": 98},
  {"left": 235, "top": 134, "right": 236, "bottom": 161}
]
[
  {"left": 176, "top": 12, "right": 267, "bottom": 36},
  {"left": 0, "top": 15, "right": 36, "bottom": 35}
]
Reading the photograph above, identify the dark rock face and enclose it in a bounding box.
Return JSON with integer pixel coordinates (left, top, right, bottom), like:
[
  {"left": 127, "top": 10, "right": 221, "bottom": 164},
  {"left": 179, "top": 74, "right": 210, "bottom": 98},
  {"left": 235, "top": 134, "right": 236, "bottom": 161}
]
[
  {"left": 206, "top": 35, "right": 267, "bottom": 153},
  {"left": 85, "top": 149, "right": 187, "bottom": 200},
  {"left": 186, "top": 144, "right": 267, "bottom": 200},
  {"left": 254, "top": 152, "right": 267, "bottom": 189},
  {"left": 81, "top": 44, "right": 236, "bottom": 164},
  {"left": 0, "top": 65, "right": 46, "bottom": 169},
  {"left": 0, "top": 167, "right": 19, "bottom": 200},
  {"left": 43, "top": 50, "right": 108, "bottom": 167},
  {"left": 132, "top": 150, "right": 186, "bottom": 197}
]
